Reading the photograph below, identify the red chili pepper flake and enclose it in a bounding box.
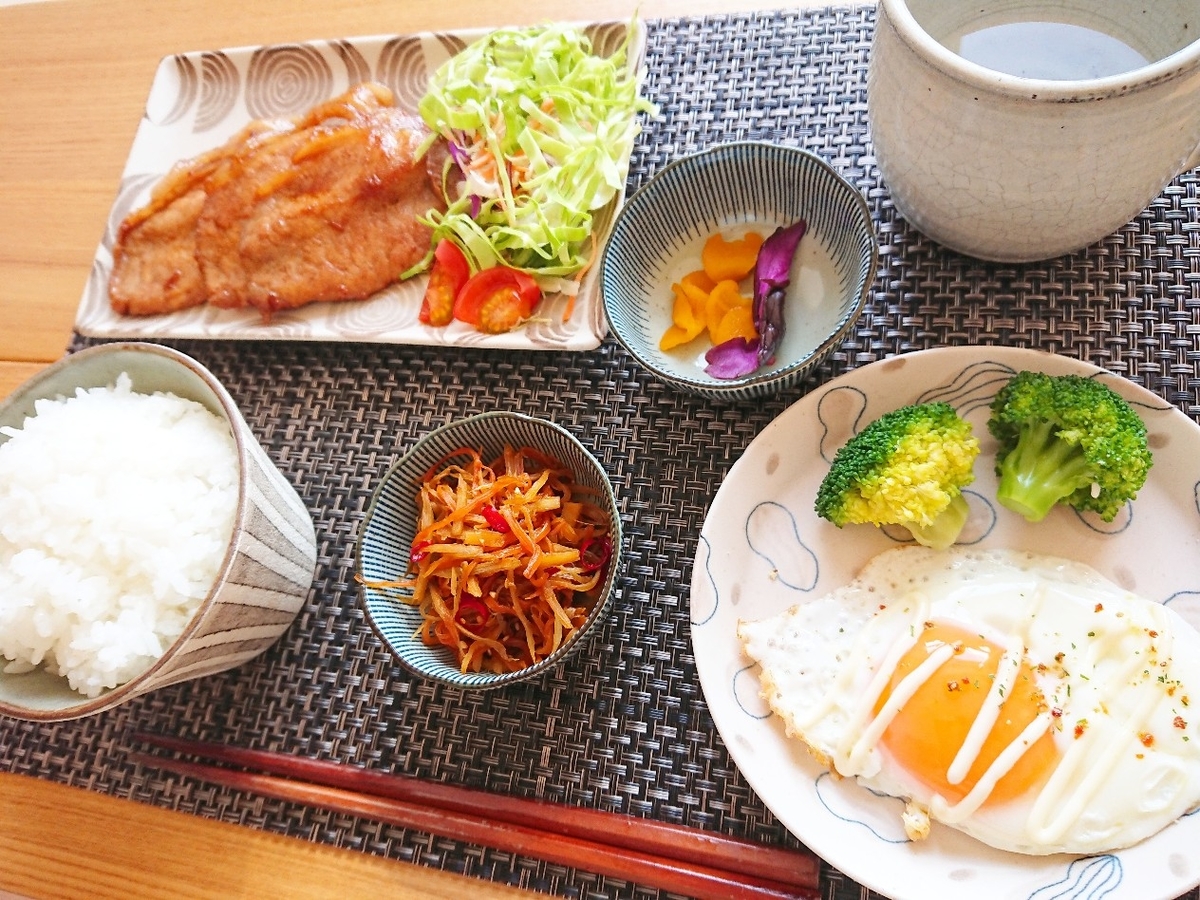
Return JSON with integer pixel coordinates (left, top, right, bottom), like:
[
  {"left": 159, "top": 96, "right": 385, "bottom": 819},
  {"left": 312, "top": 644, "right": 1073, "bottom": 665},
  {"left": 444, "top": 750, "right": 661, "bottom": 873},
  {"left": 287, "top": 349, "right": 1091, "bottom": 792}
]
[
  {"left": 1139, "top": 731, "right": 1155, "bottom": 747},
  {"left": 578, "top": 535, "right": 613, "bottom": 573},
  {"left": 1074, "top": 720, "right": 1089, "bottom": 739},
  {"left": 1051, "top": 707, "right": 1063, "bottom": 718},
  {"left": 480, "top": 504, "right": 511, "bottom": 533},
  {"left": 1175, "top": 716, "right": 1188, "bottom": 730},
  {"left": 946, "top": 680, "right": 960, "bottom": 692},
  {"left": 410, "top": 540, "right": 433, "bottom": 564},
  {"left": 454, "top": 596, "right": 491, "bottom": 629},
  {"left": 1148, "top": 629, "right": 1159, "bottom": 638},
  {"left": 1093, "top": 603, "right": 1103, "bottom": 613}
]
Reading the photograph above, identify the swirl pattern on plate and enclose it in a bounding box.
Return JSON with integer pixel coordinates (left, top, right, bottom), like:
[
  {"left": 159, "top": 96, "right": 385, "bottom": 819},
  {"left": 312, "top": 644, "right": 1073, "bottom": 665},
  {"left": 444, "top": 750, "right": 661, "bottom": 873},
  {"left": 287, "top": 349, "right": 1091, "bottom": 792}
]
[
  {"left": 147, "top": 55, "right": 197, "bottom": 127},
  {"left": 375, "top": 36, "right": 430, "bottom": 114},
  {"left": 331, "top": 40, "right": 372, "bottom": 89},
  {"left": 76, "top": 23, "right": 642, "bottom": 350},
  {"left": 245, "top": 45, "right": 333, "bottom": 118},
  {"left": 197, "top": 52, "right": 240, "bottom": 132}
]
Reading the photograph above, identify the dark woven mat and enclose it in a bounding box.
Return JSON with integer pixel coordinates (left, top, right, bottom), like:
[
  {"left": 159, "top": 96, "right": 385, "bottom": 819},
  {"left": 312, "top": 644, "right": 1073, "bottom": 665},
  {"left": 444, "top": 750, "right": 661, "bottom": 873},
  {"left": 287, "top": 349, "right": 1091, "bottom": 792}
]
[{"left": 4, "top": 5, "right": 1200, "bottom": 900}]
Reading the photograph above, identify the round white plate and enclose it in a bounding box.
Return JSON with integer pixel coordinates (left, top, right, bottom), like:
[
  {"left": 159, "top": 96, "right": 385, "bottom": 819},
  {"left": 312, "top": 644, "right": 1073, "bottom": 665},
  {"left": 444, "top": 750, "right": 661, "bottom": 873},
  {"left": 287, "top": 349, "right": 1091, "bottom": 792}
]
[{"left": 691, "top": 345, "right": 1200, "bottom": 900}]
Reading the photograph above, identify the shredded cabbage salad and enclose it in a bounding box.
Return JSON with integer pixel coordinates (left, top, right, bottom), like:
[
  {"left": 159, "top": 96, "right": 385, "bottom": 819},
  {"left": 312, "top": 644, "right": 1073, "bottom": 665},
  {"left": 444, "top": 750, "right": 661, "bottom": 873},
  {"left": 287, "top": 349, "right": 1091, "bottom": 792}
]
[{"left": 413, "top": 22, "right": 655, "bottom": 289}]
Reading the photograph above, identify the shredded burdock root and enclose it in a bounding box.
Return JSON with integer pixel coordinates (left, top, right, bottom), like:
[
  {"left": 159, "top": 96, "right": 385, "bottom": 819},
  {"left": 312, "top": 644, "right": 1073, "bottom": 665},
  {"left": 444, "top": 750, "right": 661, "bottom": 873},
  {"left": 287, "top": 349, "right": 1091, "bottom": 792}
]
[{"left": 362, "top": 444, "right": 613, "bottom": 674}]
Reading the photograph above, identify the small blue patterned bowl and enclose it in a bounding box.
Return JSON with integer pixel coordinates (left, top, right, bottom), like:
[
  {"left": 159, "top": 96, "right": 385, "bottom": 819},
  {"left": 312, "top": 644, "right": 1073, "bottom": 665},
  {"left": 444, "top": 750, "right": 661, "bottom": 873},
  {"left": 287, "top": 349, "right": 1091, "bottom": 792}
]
[
  {"left": 356, "top": 412, "right": 622, "bottom": 690},
  {"left": 600, "top": 141, "right": 878, "bottom": 400}
]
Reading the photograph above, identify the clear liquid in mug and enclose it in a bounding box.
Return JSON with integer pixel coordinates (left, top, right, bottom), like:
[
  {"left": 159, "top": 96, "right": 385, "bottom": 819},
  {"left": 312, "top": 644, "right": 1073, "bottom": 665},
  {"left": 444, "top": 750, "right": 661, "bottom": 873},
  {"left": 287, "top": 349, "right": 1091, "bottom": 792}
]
[{"left": 942, "top": 21, "right": 1150, "bottom": 80}]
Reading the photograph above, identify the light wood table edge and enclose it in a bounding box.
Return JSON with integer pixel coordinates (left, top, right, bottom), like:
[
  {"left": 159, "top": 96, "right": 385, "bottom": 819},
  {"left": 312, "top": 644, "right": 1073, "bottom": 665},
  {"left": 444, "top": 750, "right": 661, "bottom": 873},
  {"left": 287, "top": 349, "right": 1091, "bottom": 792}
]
[
  {"left": 0, "top": 361, "right": 59, "bottom": 403},
  {"left": 0, "top": 771, "right": 527, "bottom": 900}
]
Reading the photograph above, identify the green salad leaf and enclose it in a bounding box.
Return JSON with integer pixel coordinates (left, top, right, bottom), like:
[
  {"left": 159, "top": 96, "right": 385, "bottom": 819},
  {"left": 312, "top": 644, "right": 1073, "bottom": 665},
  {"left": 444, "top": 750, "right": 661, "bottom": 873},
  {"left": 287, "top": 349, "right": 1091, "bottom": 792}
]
[{"left": 415, "top": 21, "right": 656, "bottom": 282}]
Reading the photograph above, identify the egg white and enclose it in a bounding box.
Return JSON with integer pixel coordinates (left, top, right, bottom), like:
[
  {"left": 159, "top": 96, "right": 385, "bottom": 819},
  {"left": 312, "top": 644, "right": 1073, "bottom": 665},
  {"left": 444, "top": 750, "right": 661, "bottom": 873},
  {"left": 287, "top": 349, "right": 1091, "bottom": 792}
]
[{"left": 738, "top": 545, "right": 1200, "bottom": 855}]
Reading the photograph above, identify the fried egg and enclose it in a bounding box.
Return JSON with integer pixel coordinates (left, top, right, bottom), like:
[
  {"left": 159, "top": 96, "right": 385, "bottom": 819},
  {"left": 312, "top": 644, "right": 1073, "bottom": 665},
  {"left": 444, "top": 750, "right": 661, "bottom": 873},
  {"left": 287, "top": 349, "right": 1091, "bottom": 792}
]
[{"left": 737, "top": 545, "right": 1200, "bottom": 855}]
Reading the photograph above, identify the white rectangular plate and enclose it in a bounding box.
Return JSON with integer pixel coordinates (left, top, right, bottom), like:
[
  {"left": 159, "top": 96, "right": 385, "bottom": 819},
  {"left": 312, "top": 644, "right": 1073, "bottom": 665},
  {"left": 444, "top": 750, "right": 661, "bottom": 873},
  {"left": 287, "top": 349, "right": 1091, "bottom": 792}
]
[{"left": 75, "top": 21, "right": 646, "bottom": 350}]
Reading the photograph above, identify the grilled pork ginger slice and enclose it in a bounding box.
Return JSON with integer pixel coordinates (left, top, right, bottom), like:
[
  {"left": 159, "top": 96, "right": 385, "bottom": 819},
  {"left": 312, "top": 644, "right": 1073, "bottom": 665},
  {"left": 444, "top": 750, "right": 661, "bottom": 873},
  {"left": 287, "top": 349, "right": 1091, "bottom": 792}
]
[{"left": 108, "top": 83, "right": 445, "bottom": 318}]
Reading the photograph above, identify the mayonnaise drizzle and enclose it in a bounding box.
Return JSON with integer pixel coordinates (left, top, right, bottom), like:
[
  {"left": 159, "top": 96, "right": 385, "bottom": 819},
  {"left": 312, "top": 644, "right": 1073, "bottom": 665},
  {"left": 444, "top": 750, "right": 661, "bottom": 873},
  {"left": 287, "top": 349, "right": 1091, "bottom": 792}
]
[
  {"left": 838, "top": 578, "right": 1178, "bottom": 838},
  {"left": 946, "top": 586, "right": 1045, "bottom": 786},
  {"left": 933, "top": 713, "right": 1053, "bottom": 824},
  {"left": 796, "top": 593, "right": 929, "bottom": 738},
  {"left": 841, "top": 640, "right": 956, "bottom": 774},
  {"left": 1025, "top": 603, "right": 1174, "bottom": 842}
]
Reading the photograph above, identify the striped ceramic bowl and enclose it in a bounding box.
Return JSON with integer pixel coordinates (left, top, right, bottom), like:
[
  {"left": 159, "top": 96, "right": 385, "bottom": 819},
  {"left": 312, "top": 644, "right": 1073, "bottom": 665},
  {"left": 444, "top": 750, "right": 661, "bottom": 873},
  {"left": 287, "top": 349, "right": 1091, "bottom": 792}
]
[
  {"left": 600, "top": 141, "right": 878, "bottom": 400},
  {"left": 357, "top": 412, "right": 622, "bottom": 690},
  {"left": 0, "top": 342, "right": 317, "bottom": 721}
]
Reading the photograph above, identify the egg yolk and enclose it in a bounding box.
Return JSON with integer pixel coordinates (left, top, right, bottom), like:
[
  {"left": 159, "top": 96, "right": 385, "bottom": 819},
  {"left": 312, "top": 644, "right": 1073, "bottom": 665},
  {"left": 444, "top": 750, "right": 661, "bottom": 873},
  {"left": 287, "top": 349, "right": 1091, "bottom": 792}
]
[{"left": 875, "top": 622, "right": 1060, "bottom": 806}]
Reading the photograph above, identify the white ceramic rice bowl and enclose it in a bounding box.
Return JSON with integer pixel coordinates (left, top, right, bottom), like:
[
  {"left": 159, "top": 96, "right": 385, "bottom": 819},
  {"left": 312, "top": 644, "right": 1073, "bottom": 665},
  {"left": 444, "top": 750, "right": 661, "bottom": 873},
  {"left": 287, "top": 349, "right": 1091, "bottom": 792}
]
[{"left": 0, "top": 342, "right": 317, "bottom": 721}]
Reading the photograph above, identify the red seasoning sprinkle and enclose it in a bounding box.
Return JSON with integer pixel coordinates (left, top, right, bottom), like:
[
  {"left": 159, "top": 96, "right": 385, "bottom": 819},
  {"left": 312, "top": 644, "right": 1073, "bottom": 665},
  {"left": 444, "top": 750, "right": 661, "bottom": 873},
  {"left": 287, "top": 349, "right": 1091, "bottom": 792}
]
[
  {"left": 1175, "top": 716, "right": 1188, "bottom": 730},
  {"left": 1139, "top": 732, "right": 1155, "bottom": 748}
]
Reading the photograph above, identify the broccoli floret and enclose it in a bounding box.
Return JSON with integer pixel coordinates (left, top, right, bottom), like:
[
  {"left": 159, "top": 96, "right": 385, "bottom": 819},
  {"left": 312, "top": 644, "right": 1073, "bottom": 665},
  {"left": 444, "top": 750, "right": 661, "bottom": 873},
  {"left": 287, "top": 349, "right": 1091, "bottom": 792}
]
[
  {"left": 814, "top": 401, "right": 980, "bottom": 550},
  {"left": 987, "top": 371, "right": 1152, "bottom": 523}
]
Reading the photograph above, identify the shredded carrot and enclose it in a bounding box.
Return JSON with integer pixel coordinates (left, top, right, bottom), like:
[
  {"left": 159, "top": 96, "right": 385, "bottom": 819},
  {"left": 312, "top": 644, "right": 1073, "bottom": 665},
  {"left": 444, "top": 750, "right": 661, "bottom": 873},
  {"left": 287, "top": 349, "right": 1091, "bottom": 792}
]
[
  {"left": 563, "top": 232, "right": 599, "bottom": 322},
  {"left": 359, "top": 445, "right": 613, "bottom": 674}
]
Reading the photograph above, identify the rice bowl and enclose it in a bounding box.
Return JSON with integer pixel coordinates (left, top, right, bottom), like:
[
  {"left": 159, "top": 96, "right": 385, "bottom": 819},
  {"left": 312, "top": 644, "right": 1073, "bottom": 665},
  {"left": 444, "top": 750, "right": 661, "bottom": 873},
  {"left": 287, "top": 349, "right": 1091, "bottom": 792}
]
[
  {"left": 0, "top": 373, "right": 240, "bottom": 697},
  {"left": 0, "top": 342, "right": 318, "bottom": 721}
]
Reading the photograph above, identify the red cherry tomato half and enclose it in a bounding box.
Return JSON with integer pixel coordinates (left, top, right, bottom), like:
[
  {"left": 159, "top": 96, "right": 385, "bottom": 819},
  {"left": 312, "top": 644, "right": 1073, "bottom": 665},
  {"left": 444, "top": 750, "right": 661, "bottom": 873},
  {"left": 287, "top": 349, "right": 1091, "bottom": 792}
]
[
  {"left": 419, "top": 239, "right": 470, "bottom": 327},
  {"left": 452, "top": 266, "right": 541, "bottom": 334}
]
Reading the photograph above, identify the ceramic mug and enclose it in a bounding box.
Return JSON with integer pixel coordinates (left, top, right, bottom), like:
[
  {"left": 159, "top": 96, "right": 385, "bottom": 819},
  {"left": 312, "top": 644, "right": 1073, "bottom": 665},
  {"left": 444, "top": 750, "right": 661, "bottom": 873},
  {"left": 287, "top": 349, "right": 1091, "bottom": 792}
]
[{"left": 867, "top": 0, "right": 1200, "bottom": 261}]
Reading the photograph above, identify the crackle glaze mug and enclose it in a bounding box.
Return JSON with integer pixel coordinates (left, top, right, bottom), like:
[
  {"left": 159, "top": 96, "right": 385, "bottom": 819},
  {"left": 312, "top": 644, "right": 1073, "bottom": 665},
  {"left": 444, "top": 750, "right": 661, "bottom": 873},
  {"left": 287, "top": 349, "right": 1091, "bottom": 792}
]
[{"left": 867, "top": 0, "right": 1200, "bottom": 261}]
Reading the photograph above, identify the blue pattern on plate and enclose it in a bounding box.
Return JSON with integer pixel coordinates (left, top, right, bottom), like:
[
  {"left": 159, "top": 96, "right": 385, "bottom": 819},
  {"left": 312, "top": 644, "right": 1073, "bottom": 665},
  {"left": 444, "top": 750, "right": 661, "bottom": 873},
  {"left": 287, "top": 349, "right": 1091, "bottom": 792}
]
[
  {"left": 817, "top": 385, "right": 869, "bottom": 464},
  {"left": 913, "top": 359, "right": 1017, "bottom": 418},
  {"left": 745, "top": 500, "right": 819, "bottom": 591},
  {"left": 813, "top": 772, "right": 912, "bottom": 844},
  {"left": 690, "top": 533, "right": 719, "bottom": 626},
  {"left": 1027, "top": 856, "right": 1122, "bottom": 900},
  {"left": 692, "top": 345, "right": 1200, "bottom": 900},
  {"left": 732, "top": 663, "right": 771, "bottom": 720}
]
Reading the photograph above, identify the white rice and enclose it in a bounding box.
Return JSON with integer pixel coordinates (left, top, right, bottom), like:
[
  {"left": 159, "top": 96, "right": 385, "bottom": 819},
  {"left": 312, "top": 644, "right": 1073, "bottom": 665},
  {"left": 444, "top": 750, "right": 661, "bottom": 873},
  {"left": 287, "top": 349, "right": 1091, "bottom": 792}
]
[{"left": 0, "top": 372, "right": 239, "bottom": 698}]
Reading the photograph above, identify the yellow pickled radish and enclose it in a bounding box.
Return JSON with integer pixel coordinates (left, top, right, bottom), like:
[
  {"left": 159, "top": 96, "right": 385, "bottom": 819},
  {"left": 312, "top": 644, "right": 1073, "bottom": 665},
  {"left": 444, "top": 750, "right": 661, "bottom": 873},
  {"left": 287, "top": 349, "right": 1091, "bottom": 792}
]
[{"left": 701, "top": 230, "right": 764, "bottom": 282}]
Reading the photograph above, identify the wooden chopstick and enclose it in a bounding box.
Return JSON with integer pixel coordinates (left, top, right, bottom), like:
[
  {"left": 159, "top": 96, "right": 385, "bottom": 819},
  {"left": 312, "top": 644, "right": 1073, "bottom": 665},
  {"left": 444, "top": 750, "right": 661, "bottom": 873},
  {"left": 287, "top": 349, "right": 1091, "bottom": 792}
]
[{"left": 132, "top": 733, "right": 821, "bottom": 900}]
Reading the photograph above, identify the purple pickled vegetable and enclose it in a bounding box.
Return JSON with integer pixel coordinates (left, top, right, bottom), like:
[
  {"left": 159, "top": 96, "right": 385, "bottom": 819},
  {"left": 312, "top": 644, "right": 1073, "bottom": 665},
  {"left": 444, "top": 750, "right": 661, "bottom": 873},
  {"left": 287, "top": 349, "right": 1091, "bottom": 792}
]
[
  {"left": 753, "top": 219, "right": 807, "bottom": 367},
  {"left": 705, "top": 336, "right": 761, "bottom": 380}
]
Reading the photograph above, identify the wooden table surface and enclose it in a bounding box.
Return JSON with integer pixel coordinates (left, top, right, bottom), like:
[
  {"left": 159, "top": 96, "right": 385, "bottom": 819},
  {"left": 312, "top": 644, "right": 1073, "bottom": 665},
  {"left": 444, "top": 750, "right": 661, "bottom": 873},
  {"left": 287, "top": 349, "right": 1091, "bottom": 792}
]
[{"left": 0, "top": 0, "right": 815, "bottom": 897}]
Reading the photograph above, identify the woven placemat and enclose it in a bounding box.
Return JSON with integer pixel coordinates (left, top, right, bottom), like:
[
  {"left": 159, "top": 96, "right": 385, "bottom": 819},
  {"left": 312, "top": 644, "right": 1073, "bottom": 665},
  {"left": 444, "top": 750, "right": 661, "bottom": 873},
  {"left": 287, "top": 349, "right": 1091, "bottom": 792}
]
[{"left": 4, "top": 5, "right": 1200, "bottom": 899}]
